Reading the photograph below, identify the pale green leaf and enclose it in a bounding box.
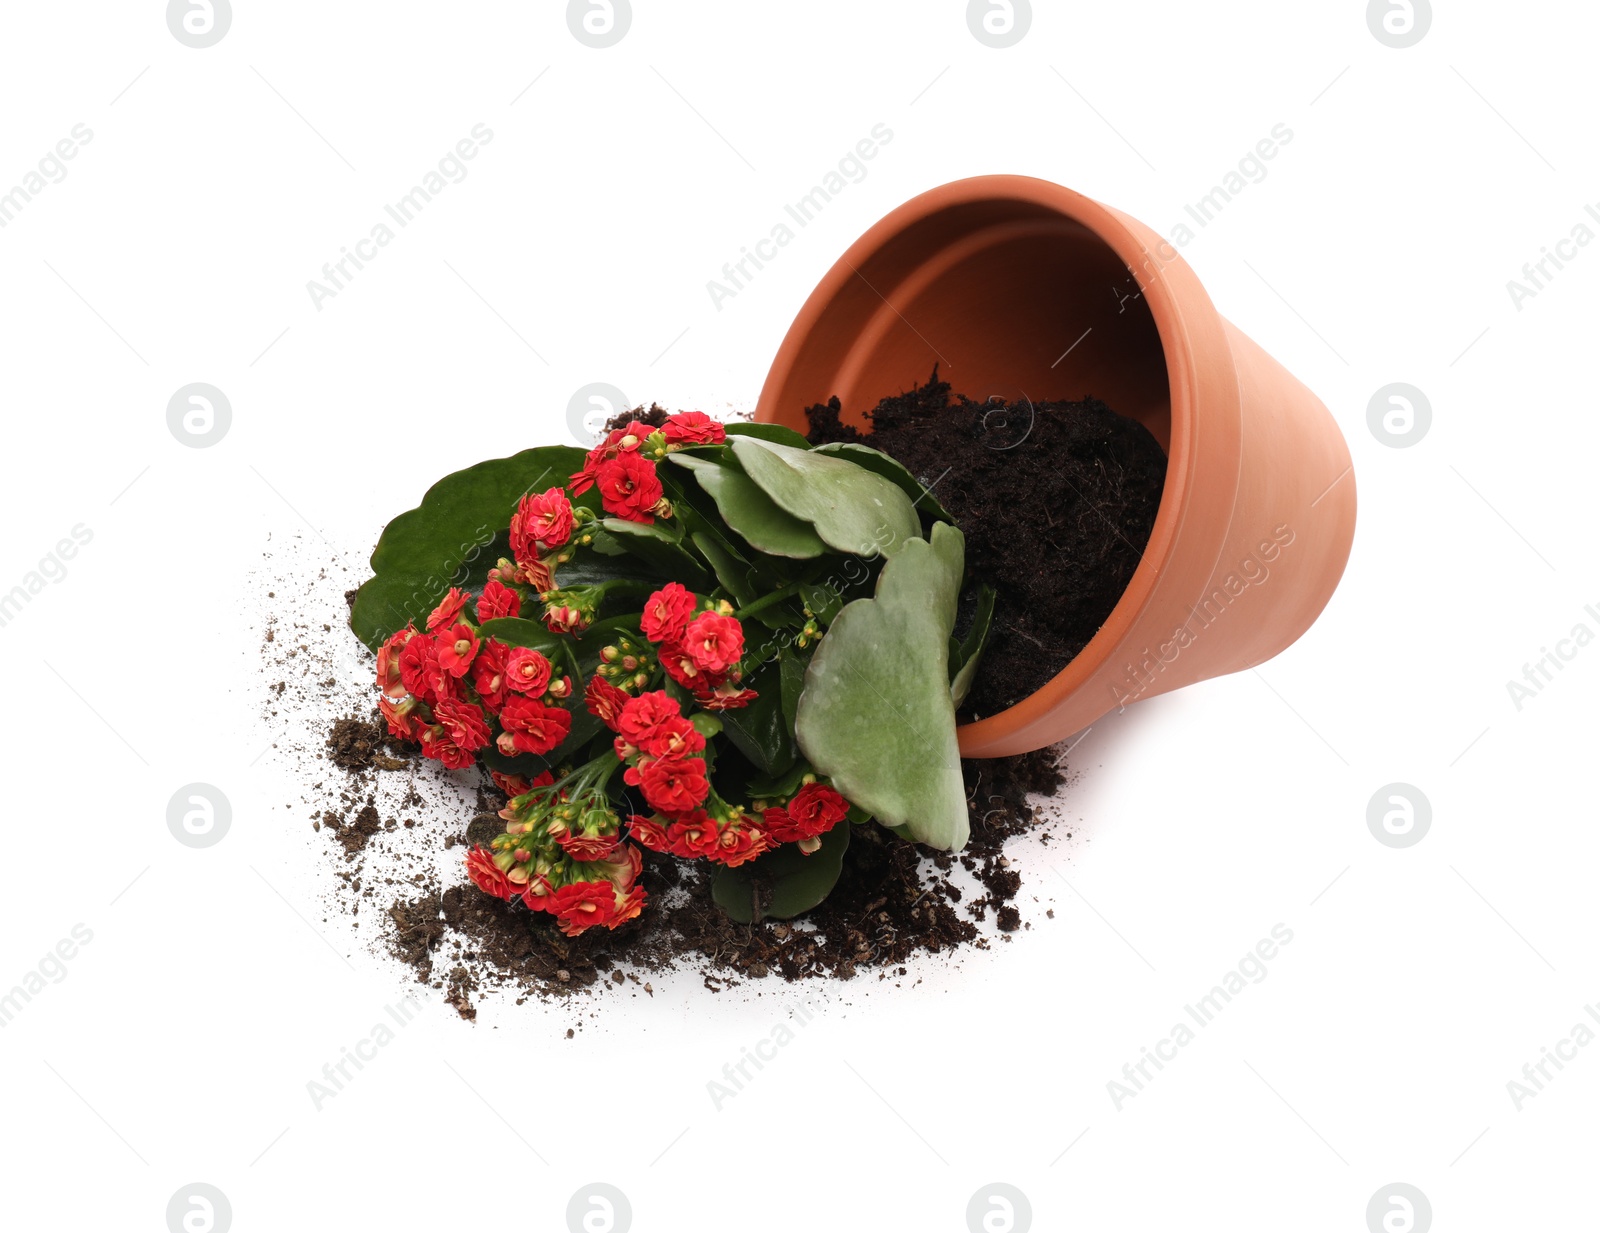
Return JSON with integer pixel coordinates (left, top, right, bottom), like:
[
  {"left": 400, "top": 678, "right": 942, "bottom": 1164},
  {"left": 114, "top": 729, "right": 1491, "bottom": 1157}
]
[
  {"left": 795, "top": 522, "right": 968, "bottom": 851},
  {"left": 667, "top": 452, "right": 827, "bottom": 559},
  {"left": 729, "top": 436, "right": 922, "bottom": 559}
]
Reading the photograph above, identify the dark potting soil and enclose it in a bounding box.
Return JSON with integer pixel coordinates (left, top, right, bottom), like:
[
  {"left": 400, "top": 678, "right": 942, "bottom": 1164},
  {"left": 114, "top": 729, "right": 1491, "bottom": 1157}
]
[
  {"left": 372, "top": 726, "right": 1070, "bottom": 1011},
  {"left": 805, "top": 369, "right": 1168, "bottom": 718}
]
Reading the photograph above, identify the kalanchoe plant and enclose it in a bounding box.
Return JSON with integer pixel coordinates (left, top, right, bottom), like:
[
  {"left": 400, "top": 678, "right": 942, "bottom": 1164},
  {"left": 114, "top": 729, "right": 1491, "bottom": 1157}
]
[{"left": 351, "top": 410, "right": 992, "bottom": 933}]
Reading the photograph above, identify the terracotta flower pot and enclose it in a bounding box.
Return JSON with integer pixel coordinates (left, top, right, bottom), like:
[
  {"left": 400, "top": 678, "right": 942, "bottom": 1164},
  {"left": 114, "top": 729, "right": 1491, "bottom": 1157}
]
[{"left": 755, "top": 175, "right": 1356, "bottom": 757}]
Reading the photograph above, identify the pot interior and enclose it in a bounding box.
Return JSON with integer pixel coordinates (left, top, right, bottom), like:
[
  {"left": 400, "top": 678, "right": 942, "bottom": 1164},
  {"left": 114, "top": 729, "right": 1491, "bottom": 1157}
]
[{"left": 775, "top": 203, "right": 1172, "bottom": 452}]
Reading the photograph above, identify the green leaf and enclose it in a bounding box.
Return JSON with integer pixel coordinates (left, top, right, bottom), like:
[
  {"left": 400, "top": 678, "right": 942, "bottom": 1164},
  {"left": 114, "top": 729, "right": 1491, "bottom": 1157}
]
[
  {"left": 475, "top": 617, "right": 560, "bottom": 651},
  {"left": 691, "top": 531, "right": 758, "bottom": 607},
  {"left": 743, "top": 760, "right": 811, "bottom": 802},
  {"left": 667, "top": 452, "right": 828, "bottom": 560},
  {"left": 717, "top": 657, "right": 795, "bottom": 777},
  {"left": 711, "top": 822, "right": 850, "bottom": 922},
  {"left": 812, "top": 442, "right": 956, "bottom": 523},
  {"left": 723, "top": 421, "right": 814, "bottom": 450},
  {"left": 795, "top": 522, "right": 969, "bottom": 851},
  {"left": 949, "top": 584, "right": 997, "bottom": 709},
  {"left": 352, "top": 445, "right": 586, "bottom": 650},
  {"left": 599, "top": 518, "right": 713, "bottom": 590},
  {"left": 729, "top": 437, "right": 922, "bottom": 560},
  {"left": 779, "top": 646, "right": 806, "bottom": 736}
]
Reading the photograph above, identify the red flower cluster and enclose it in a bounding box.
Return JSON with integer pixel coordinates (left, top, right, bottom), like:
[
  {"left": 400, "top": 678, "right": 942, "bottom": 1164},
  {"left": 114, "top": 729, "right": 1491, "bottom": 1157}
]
[
  {"left": 569, "top": 412, "right": 725, "bottom": 524},
  {"left": 583, "top": 688, "right": 762, "bottom": 867},
  {"left": 635, "top": 584, "right": 756, "bottom": 712},
  {"left": 374, "top": 583, "right": 574, "bottom": 770},
  {"left": 763, "top": 782, "right": 851, "bottom": 846},
  {"left": 467, "top": 828, "right": 645, "bottom": 938}
]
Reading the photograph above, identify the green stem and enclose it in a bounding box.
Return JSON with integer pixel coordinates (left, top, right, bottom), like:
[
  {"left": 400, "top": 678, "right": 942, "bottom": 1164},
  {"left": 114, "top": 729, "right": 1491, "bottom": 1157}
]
[
  {"left": 537, "top": 748, "right": 621, "bottom": 802},
  {"left": 734, "top": 583, "right": 801, "bottom": 622}
]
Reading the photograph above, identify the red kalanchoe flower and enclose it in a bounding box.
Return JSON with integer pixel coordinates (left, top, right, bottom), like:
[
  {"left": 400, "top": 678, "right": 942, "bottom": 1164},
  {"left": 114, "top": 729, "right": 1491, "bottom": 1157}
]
[
  {"left": 426, "top": 587, "right": 472, "bottom": 633},
  {"left": 631, "top": 755, "right": 709, "bottom": 815},
  {"left": 661, "top": 411, "right": 726, "bottom": 446},
  {"left": 471, "top": 640, "right": 512, "bottom": 711},
  {"left": 585, "top": 675, "right": 631, "bottom": 731},
  {"left": 476, "top": 579, "right": 521, "bottom": 623},
  {"left": 432, "top": 698, "right": 492, "bottom": 752},
  {"left": 658, "top": 640, "right": 700, "bottom": 689},
  {"left": 570, "top": 421, "right": 651, "bottom": 494},
  {"left": 594, "top": 843, "right": 643, "bottom": 892},
  {"left": 530, "top": 560, "right": 556, "bottom": 593},
  {"left": 376, "top": 627, "right": 413, "bottom": 699},
  {"left": 520, "top": 871, "right": 558, "bottom": 914},
  {"left": 610, "top": 883, "right": 647, "bottom": 928},
  {"left": 490, "top": 770, "right": 535, "bottom": 798},
  {"left": 641, "top": 582, "right": 697, "bottom": 643},
  {"left": 788, "top": 782, "right": 850, "bottom": 833},
  {"left": 762, "top": 806, "right": 799, "bottom": 844},
  {"left": 615, "top": 691, "right": 681, "bottom": 748},
  {"left": 420, "top": 731, "right": 475, "bottom": 770},
  {"left": 465, "top": 847, "right": 517, "bottom": 900},
  {"left": 435, "top": 623, "right": 480, "bottom": 677},
  {"left": 510, "top": 486, "right": 575, "bottom": 556},
  {"left": 498, "top": 695, "right": 573, "bottom": 756},
  {"left": 639, "top": 715, "right": 706, "bottom": 761},
  {"left": 551, "top": 880, "right": 618, "bottom": 936},
  {"left": 543, "top": 601, "right": 590, "bottom": 635},
  {"left": 504, "top": 647, "right": 553, "bottom": 696},
  {"left": 709, "top": 824, "right": 770, "bottom": 868},
  {"left": 378, "top": 695, "right": 419, "bottom": 742},
  {"left": 556, "top": 830, "right": 620, "bottom": 862},
  {"left": 693, "top": 681, "right": 759, "bottom": 711},
  {"left": 398, "top": 633, "right": 443, "bottom": 701},
  {"left": 628, "top": 813, "right": 672, "bottom": 853},
  {"left": 664, "top": 810, "right": 721, "bottom": 858},
  {"left": 595, "top": 451, "right": 664, "bottom": 523},
  {"left": 681, "top": 611, "right": 744, "bottom": 675}
]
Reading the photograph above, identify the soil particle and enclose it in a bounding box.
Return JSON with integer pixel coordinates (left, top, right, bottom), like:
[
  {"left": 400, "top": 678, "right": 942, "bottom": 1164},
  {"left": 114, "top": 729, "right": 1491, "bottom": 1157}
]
[{"left": 326, "top": 711, "right": 411, "bottom": 773}]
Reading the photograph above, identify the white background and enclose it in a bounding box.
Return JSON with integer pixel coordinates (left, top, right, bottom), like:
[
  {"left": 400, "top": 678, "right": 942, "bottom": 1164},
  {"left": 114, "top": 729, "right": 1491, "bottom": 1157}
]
[{"left": 1, "top": 2, "right": 1595, "bottom": 1230}]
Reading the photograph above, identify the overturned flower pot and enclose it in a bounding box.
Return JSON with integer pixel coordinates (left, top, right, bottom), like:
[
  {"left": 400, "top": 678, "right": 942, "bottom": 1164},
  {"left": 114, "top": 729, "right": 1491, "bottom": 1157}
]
[{"left": 756, "top": 174, "right": 1358, "bottom": 757}]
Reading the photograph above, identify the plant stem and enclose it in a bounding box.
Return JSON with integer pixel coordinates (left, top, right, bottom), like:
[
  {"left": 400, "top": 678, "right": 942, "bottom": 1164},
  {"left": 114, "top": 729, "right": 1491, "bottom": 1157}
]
[{"left": 734, "top": 583, "right": 801, "bottom": 622}]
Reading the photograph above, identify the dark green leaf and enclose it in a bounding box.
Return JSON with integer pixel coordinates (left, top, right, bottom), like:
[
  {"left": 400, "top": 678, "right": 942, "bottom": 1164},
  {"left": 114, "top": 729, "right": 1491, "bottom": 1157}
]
[
  {"left": 691, "top": 532, "right": 758, "bottom": 608},
  {"left": 949, "top": 584, "right": 997, "bottom": 709},
  {"left": 476, "top": 617, "right": 561, "bottom": 651},
  {"left": 779, "top": 646, "right": 806, "bottom": 736},
  {"left": 717, "top": 657, "right": 795, "bottom": 777},
  {"left": 743, "top": 760, "right": 811, "bottom": 802},
  {"left": 599, "top": 518, "right": 713, "bottom": 590},
  {"left": 723, "top": 421, "right": 814, "bottom": 450},
  {"left": 351, "top": 446, "right": 587, "bottom": 650},
  {"left": 711, "top": 822, "right": 850, "bottom": 922}
]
